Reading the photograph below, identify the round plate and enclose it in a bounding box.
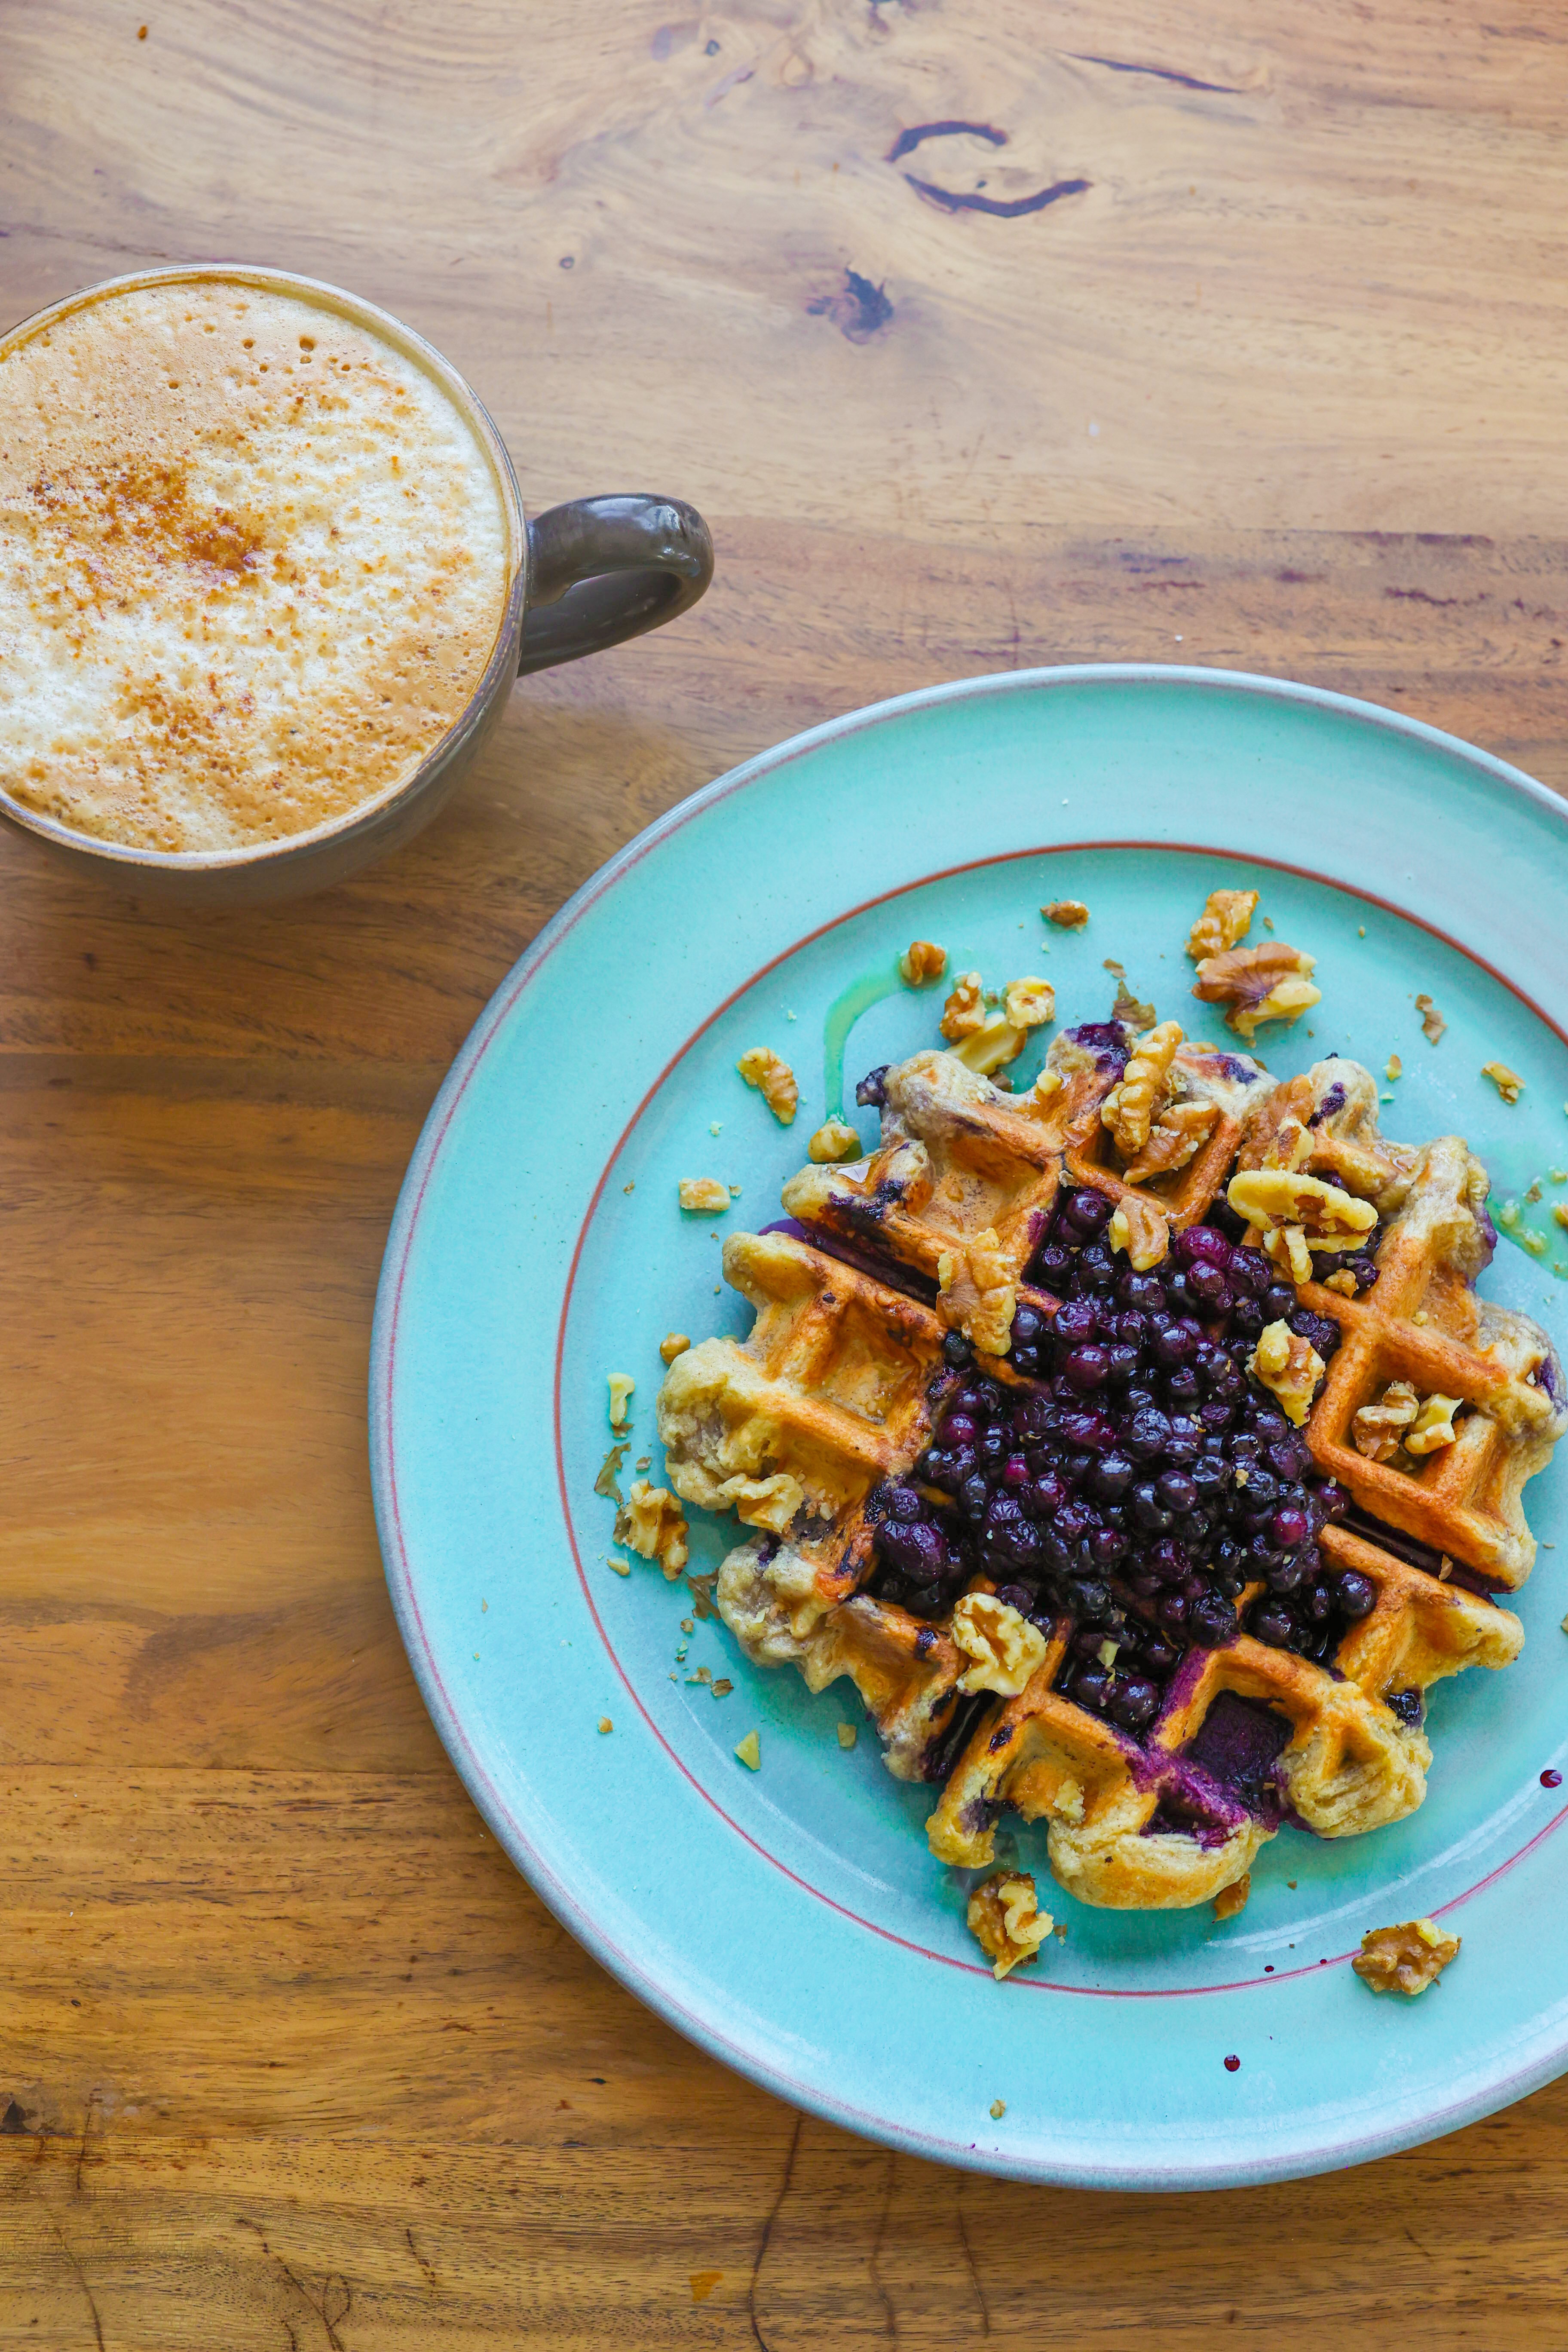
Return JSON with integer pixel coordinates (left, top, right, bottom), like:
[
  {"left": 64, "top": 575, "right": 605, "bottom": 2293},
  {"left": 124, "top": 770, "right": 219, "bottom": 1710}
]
[{"left": 371, "top": 667, "right": 1568, "bottom": 2188}]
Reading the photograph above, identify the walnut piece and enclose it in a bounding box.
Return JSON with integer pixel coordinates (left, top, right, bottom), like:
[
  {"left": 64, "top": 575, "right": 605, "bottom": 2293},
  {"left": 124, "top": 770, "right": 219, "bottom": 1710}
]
[
  {"left": 1386, "top": 1054, "right": 1403, "bottom": 1082},
  {"left": 937, "top": 1227, "right": 1016, "bottom": 1356},
  {"left": 939, "top": 971, "right": 986, "bottom": 1041},
  {"left": 1323, "top": 1269, "right": 1357, "bottom": 1297},
  {"left": 950, "top": 1592, "right": 1049, "bottom": 1698},
  {"left": 1415, "top": 994, "right": 1446, "bottom": 1045},
  {"left": 1213, "top": 1872, "right": 1251, "bottom": 1921},
  {"left": 951, "top": 1011, "right": 1027, "bottom": 1075},
  {"left": 899, "top": 939, "right": 947, "bottom": 986},
  {"left": 1482, "top": 1060, "right": 1523, "bottom": 1104},
  {"left": 1352, "top": 1917, "right": 1460, "bottom": 1996},
  {"left": 1043, "top": 899, "right": 1090, "bottom": 928},
  {"left": 1122, "top": 1098, "right": 1219, "bottom": 1184},
  {"left": 659, "top": 1332, "right": 691, "bottom": 1365},
  {"left": 1102, "top": 1019, "right": 1183, "bottom": 1158},
  {"left": 614, "top": 1480, "right": 690, "bottom": 1579},
  {"left": 1406, "top": 1392, "right": 1463, "bottom": 1455},
  {"left": 736, "top": 1046, "right": 799, "bottom": 1124},
  {"left": 1353, "top": 1379, "right": 1419, "bottom": 1462},
  {"left": 1003, "top": 975, "right": 1056, "bottom": 1030},
  {"left": 807, "top": 1118, "right": 862, "bottom": 1164},
  {"left": 678, "top": 1178, "right": 731, "bottom": 1213},
  {"left": 607, "top": 1372, "right": 635, "bottom": 1429},
  {"left": 1250, "top": 1319, "right": 1326, "bottom": 1427},
  {"left": 1192, "top": 943, "right": 1321, "bottom": 1039},
  {"left": 1228, "top": 1167, "right": 1378, "bottom": 1251},
  {"left": 1108, "top": 1194, "right": 1171, "bottom": 1270},
  {"left": 967, "top": 1870, "right": 1053, "bottom": 1980},
  {"left": 1186, "top": 888, "right": 1259, "bottom": 962}
]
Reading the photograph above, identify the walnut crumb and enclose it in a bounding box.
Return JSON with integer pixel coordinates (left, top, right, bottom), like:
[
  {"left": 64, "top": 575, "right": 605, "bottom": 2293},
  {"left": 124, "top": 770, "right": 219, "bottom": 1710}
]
[
  {"left": 659, "top": 1332, "right": 691, "bottom": 1365},
  {"left": 1213, "top": 1873, "right": 1251, "bottom": 1922},
  {"left": 1123, "top": 1098, "right": 1218, "bottom": 1183},
  {"left": 712, "top": 1678, "right": 733, "bottom": 1698},
  {"left": 967, "top": 1871, "right": 1053, "bottom": 1979},
  {"left": 937, "top": 1228, "right": 1017, "bottom": 1355},
  {"left": 679, "top": 1178, "right": 731, "bottom": 1213},
  {"left": 607, "top": 1372, "right": 634, "bottom": 1429},
  {"left": 734, "top": 1730, "right": 761, "bottom": 1770},
  {"left": 1003, "top": 976, "right": 1056, "bottom": 1029},
  {"left": 1323, "top": 1268, "right": 1358, "bottom": 1296},
  {"left": 1250, "top": 1320, "right": 1326, "bottom": 1427},
  {"left": 1186, "top": 888, "right": 1259, "bottom": 962},
  {"left": 1192, "top": 943, "right": 1320, "bottom": 1040},
  {"left": 1353, "top": 1917, "right": 1460, "bottom": 1995},
  {"left": 836, "top": 1721, "right": 858, "bottom": 1749},
  {"left": 1043, "top": 899, "right": 1090, "bottom": 928},
  {"left": 951, "top": 1592, "right": 1049, "bottom": 1697},
  {"left": 597, "top": 1717, "right": 613, "bottom": 1734},
  {"left": 1415, "top": 993, "right": 1446, "bottom": 1045},
  {"left": 1108, "top": 1194, "right": 1171, "bottom": 1270},
  {"left": 1386, "top": 1053, "right": 1403, "bottom": 1082},
  {"left": 606, "top": 1554, "right": 631, "bottom": 1577},
  {"left": 808, "top": 1117, "right": 863, "bottom": 1163},
  {"left": 989, "top": 2098, "right": 1006, "bottom": 2120},
  {"left": 1482, "top": 1060, "right": 1523, "bottom": 1104},
  {"left": 899, "top": 939, "right": 947, "bottom": 985},
  {"left": 736, "top": 1046, "right": 798, "bottom": 1124},
  {"left": 1405, "top": 1392, "right": 1462, "bottom": 1455},
  {"left": 1102, "top": 1020, "right": 1182, "bottom": 1157},
  {"left": 939, "top": 971, "right": 986, "bottom": 1041},
  {"left": 614, "top": 1480, "right": 689, "bottom": 1579}
]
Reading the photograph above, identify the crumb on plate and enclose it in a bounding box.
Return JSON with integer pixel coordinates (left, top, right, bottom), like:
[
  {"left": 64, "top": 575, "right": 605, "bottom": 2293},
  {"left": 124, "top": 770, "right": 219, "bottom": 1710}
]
[
  {"left": 737, "top": 1046, "right": 798, "bottom": 1124},
  {"left": 899, "top": 939, "right": 947, "bottom": 986},
  {"left": 1043, "top": 899, "right": 1090, "bottom": 928},
  {"left": 735, "top": 1729, "right": 761, "bottom": 1770},
  {"left": 679, "top": 1178, "right": 731, "bottom": 1213}
]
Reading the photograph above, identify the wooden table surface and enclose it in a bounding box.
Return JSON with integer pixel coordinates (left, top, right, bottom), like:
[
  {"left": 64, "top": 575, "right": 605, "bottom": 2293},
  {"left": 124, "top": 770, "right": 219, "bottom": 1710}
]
[{"left": 6, "top": 1, "right": 1568, "bottom": 2340}]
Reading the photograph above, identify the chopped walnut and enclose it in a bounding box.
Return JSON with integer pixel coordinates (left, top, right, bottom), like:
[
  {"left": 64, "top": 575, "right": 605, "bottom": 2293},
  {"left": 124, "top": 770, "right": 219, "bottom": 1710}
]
[
  {"left": 1108, "top": 1194, "right": 1171, "bottom": 1270},
  {"left": 607, "top": 1372, "right": 635, "bottom": 1429},
  {"left": 1386, "top": 1054, "right": 1403, "bottom": 1082},
  {"left": 1186, "top": 888, "right": 1259, "bottom": 962},
  {"left": 1482, "top": 1061, "right": 1523, "bottom": 1105},
  {"left": 1323, "top": 1269, "right": 1357, "bottom": 1296},
  {"left": 1227, "top": 1167, "right": 1378, "bottom": 1252},
  {"left": 1122, "top": 1099, "right": 1219, "bottom": 1184},
  {"left": 679, "top": 1177, "right": 731, "bottom": 1213},
  {"left": 1353, "top": 1380, "right": 1420, "bottom": 1463},
  {"left": 736, "top": 1046, "right": 798, "bottom": 1124},
  {"left": 1415, "top": 994, "right": 1446, "bottom": 1045},
  {"left": 836, "top": 1721, "right": 858, "bottom": 1749},
  {"left": 807, "top": 1118, "right": 862, "bottom": 1163},
  {"left": 702, "top": 1469, "right": 806, "bottom": 1533},
  {"left": 1352, "top": 1917, "right": 1460, "bottom": 1996},
  {"left": 899, "top": 939, "right": 947, "bottom": 986},
  {"left": 1102, "top": 1020, "right": 1183, "bottom": 1158},
  {"left": 950, "top": 1592, "right": 1050, "bottom": 1698},
  {"left": 937, "top": 1227, "right": 1016, "bottom": 1356},
  {"left": 734, "top": 1729, "right": 761, "bottom": 1770},
  {"left": 1266, "top": 1225, "right": 1314, "bottom": 1285},
  {"left": 1213, "top": 1872, "right": 1251, "bottom": 1922},
  {"left": 1250, "top": 1319, "right": 1326, "bottom": 1427},
  {"left": 951, "top": 1011, "right": 1027, "bottom": 1075},
  {"left": 1001, "top": 976, "right": 1055, "bottom": 1034},
  {"left": 659, "top": 1332, "right": 691, "bottom": 1365},
  {"left": 967, "top": 1871, "right": 1053, "bottom": 1980},
  {"left": 939, "top": 971, "right": 986, "bottom": 1041},
  {"left": 1021, "top": 1067, "right": 1066, "bottom": 1113},
  {"left": 1043, "top": 899, "right": 1090, "bottom": 928},
  {"left": 1406, "top": 1392, "right": 1463, "bottom": 1455},
  {"left": 1192, "top": 943, "right": 1321, "bottom": 1040},
  {"left": 614, "top": 1480, "right": 690, "bottom": 1578}
]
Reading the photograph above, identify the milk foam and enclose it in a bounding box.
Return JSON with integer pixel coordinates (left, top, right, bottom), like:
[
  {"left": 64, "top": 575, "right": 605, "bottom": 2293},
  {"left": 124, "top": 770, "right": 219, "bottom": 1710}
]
[{"left": 0, "top": 279, "right": 510, "bottom": 854}]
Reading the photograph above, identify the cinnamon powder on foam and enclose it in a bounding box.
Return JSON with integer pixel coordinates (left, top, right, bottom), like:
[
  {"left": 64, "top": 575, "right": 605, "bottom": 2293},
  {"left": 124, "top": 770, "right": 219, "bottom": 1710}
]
[{"left": 0, "top": 281, "right": 509, "bottom": 854}]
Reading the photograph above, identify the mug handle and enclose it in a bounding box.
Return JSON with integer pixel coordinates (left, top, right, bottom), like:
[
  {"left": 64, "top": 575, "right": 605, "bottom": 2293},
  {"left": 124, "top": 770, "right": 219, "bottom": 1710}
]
[{"left": 518, "top": 493, "right": 713, "bottom": 675}]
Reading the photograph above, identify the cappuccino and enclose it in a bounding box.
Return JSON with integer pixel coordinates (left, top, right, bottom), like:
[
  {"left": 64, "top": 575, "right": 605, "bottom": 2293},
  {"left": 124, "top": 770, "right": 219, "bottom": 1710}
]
[{"left": 0, "top": 276, "right": 510, "bottom": 854}]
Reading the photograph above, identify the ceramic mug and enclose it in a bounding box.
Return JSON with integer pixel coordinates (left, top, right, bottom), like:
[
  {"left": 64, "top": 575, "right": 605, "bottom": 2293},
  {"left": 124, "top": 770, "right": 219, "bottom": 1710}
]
[{"left": 0, "top": 265, "right": 713, "bottom": 904}]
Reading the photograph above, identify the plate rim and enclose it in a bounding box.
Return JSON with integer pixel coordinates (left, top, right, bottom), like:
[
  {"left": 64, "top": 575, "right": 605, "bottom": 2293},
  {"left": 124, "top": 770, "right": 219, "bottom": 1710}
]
[{"left": 370, "top": 662, "right": 1568, "bottom": 2188}]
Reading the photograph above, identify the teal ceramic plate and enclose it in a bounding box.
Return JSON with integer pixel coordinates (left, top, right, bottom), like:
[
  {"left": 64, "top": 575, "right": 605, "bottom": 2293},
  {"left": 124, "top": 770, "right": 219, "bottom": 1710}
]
[{"left": 371, "top": 668, "right": 1568, "bottom": 2187}]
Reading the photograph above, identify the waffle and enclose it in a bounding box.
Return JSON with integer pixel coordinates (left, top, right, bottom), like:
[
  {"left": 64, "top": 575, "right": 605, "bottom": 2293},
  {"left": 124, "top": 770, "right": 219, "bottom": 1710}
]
[{"left": 657, "top": 1035, "right": 1561, "bottom": 1913}]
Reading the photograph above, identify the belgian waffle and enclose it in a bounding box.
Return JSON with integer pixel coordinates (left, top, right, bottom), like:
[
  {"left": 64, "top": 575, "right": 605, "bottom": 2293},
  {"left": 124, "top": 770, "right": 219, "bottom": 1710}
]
[{"left": 657, "top": 1030, "right": 1561, "bottom": 1913}]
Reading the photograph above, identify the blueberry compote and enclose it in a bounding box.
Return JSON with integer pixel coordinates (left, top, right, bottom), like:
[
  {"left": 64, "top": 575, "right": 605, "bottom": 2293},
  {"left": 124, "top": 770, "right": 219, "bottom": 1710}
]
[{"left": 864, "top": 1187, "right": 1370, "bottom": 1740}]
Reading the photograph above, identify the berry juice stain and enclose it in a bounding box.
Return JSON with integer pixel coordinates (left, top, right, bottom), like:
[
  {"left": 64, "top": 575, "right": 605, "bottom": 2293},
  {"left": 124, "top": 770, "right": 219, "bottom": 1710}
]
[
  {"left": 1223, "top": 2054, "right": 1240, "bottom": 2072},
  {"left": 1543, "top": 1770, "right": 1562, "bottom": 1788}
]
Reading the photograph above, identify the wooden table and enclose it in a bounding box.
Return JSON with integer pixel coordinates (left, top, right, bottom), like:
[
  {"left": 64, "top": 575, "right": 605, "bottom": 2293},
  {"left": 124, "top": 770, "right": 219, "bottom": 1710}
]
[{"left": 6, "top": 2, "right": 1568, "bottom": 2339}]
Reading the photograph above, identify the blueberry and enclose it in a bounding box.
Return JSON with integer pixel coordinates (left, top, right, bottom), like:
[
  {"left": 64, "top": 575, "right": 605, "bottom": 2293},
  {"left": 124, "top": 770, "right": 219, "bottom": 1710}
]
[
  {"left": 885, "top": 1486, "right": 923, "bottom": 1522},
  {"left": 1027, "top": 1469, "right": 1071, "bottom": 1517},
  {"left": 1012, "top": 1304, "right": 1042, "bottom": 1347},
  {"left": 995, "top": 1582, "right": 1036, "bottom": 1614},
  {"left": 1265, "top": 1555, "right": 1306, "bottom": 1593},
  {"left": 1164, "top": 1415, "right": 1204, "bottom": 1464},
  {"left": 1250, "top": 1600, "right": 1298, "bottom": 1649},
  {"left": 1126, "top": 1405, "right": 1173, "bottom": 1460},
  {"left": 1262, "top": 1283, "right": 1297, "bottom": 1320},
  {"left": 1073, "top": 1662, "right": 1114, "bottom": 1710},
  {"left": 1106, "top": 1341, "right": 1142, "bottom": 1384},
  {"left": 1132, "top": 1481, "right": 1175, "bottom": 1534},
  {"left": 1385, "top": 1687, "right": 1423, "bottom": 1727},
  {"left": 1035, "top": 1241, "right": 1075, "bottom": 1285},
  {"left": 1163, "top": 1367, "right": 1202, "bottom": 1406},
  {"left": 1064, "top": 1189, "right": 1112, "bottom": 1237},
  {"left": 878, "top": 1520, "right": 951, "bottom": 1581},
  {"left": 1139, "top": 1632, "right": 1181, "bottom": 1675},
  {"left": 943, "top": 1411, "right": 979, "bottom": 1448},
  {"left": 1157, "top": 1589, "right": 1191, "bottom": 1632},
  {"left": 1108, "top": 1674, "right": 1160, "bottom": 1730},
  {"left": 1002, "top": 1453, "right": 1030, "bottom": 1488},
  {"left": 1190, "top": 1592, "right": 1238, "bottom": 1647},
  {"left": 855, "top": 1066, "right": 889, "bottom": 1108},
  {"left": 979, "top": 1427, "right": 1008, "bottom": 1464},
  {"left": 1335, "top": 1568, "right": 1378, "bottom": 1618},
  {"left": 1090, "top": 1524, "right": 1128, "bottom": 1566},
  {"left": 1347, "top": 1256, "right": 1378, "bottom": 1291},
  {"left": 1317, "top": 1480, "right": 1350, "bottom": 1521},
  {"left": 1174, "top": 1224, "right": 1232, "bottom": 1270},
  {"left": 1302, "top": 1579, "right": 1336, "bottom": 1624},
  {"left": 1228, "top": 1246, "right": 1271, "bottom": 1298},
  {"left": 1153, "top": 1320, "right": 1197, "bottom": 1368},
  {"left": 1230, "top": 1298, "right": 1265, "bottom": 1340},
  {"left": 1089, "top": 1451, "right": 1134, "bottom": 1501},
  {"left": 1157, "top": 1469, "right": 1198, "bottom": 1516},
  {"left": 1069, "top": 1577, "right": 1113, "bottom": 1618},
  {"left": 1119, "top": 1271, "right": 1167, "bottom": 1315},
  {"left": 1186, "top": 1261, "right": 1233, "bottom": 1314},
  {"left": 1056, "top": 1296, "right": 1100, "bottom": 1346},
  {"left": 1290, "top": 1308, "right": 1341, "bottom": 1358},
  {"left": 1272, "top": 1505, "right": 1310, "bottom": 1550},
  {"left": 1061, "top": 1409, "right": 1117, "bottom": 1454},
  {"left": 960, "top": 1472, "right": 990, "bottom": 1518},
  {"left": 1065, "top": 1343, "right": 1111, "bottom": 1392},
  {"left": 1079, "top": 1244, "right": 1117, "bottom": 1290},
  {"left": 942, "top": 1329, "right": 973, "bottom": 1368}
]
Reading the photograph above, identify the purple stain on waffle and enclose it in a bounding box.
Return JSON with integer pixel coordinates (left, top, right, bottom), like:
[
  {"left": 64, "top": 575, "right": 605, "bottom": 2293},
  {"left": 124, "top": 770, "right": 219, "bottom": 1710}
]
[{"left": 860, "top": 1179, "right": 1375, "bottom": 1776}]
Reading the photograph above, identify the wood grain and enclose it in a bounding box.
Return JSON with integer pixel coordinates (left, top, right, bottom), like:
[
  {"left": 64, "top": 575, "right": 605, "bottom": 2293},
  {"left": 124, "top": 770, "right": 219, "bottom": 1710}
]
[{"left": 4, "top": 0, "right": 1568, "bottom": 2339}]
